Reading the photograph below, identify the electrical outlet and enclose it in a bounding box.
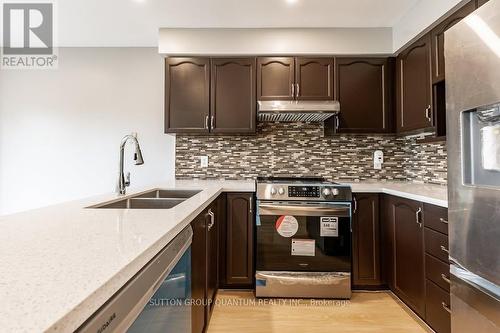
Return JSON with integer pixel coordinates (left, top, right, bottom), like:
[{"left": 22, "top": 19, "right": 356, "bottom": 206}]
[
  {"left": 374, "top": 150, "right": 384, "bottom": 170},
  {"left": 200, "top": 156, "right": 208, "bottom": 168}
]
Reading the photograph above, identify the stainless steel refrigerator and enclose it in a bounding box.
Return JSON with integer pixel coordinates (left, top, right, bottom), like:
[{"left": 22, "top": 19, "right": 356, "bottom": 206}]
[{"left": 445, "top": 0, "right": 500, "bottom": 332}]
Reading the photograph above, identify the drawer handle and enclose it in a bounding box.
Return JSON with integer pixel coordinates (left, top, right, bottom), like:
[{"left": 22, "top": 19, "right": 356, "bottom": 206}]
[
  {"left": 440, "top": 218, "right": 448, "bottom": 224},
  {"left": 441, "top": 273, "right": 451, "bottom": 284},
  {"left": 442, "top": 302, "right": 451, "bottom": 314},
  {"left": 441, "top": 245, "right": 449, "bottom": 255}
]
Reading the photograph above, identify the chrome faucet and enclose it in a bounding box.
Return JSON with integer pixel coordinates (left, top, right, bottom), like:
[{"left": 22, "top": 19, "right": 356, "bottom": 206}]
[{"left": 117, "top": 134, "right": 144, "bottom": 195}]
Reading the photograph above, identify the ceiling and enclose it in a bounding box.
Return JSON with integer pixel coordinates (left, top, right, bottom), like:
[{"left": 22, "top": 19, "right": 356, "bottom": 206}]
[{"left": 58, "top": 0, "right": 419, "bottom": 46}]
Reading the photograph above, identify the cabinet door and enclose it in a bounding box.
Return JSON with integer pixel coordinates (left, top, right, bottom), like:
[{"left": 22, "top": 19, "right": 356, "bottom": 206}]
[
  {"left": 257, "top": 57, "right": 295, "bottom": 101},
  {"left": 295, "top": 57, "right": 335, "bottom": 100},
  {"left": 191, "top": 212, "right": 207, "bottom": 333},
  {"left": 225, "top": 193, "right": 254, "bottom": 287},
  {"left": 206, "top": 203, "right": 218, "bottom": 317},
  {"left": 352, "top": 194, "right": 382, "bottom": 288},
  {"left": 380, "top": 195, "right": 395, "bottom": 289},
  {"left": 396, "top": 35, "right": 433, "bottom": 133},
  {"left": 211, "top": 58, "right": 256, "bottom": 133},
  {"left": 165, "top": 58, "right": 210, "bottom": 134},
  {"left": 391, "top": 196, "right": 425, "bottom": 317},
  {"left": 336, "top": 58, "right": 393, "bottom": 133},
  {"left": 431, "top": 1, "right": 476, "bottom": 83}
]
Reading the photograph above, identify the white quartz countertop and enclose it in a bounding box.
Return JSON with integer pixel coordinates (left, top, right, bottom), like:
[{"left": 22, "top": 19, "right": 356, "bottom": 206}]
[
  {"left": 345, "top": 181, "right": 448, "bottom": 208},
  {"left": 0, "top": 180, "right": 255, "bottom": 333},
  {"left": 0, "top": 179, "right": 446, "bottom": 333}
]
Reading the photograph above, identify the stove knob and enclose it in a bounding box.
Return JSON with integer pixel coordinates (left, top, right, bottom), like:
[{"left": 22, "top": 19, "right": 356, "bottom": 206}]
[
  {"left": 332, "top": 188, "right": 340, "bottom": 196},
  {"left": 322, "top": 188, "right": 332, "bottom": 197},
  {"left": 278, "top": 187, "right": 285, "bottom": 195},
  {"left": 270, "top": 187, "right": 277, "bottom": 195}
]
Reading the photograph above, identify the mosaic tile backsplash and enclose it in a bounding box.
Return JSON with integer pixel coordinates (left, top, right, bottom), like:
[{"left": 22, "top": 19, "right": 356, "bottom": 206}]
[{"left": 175, "top": 122, "right": 447, "bottom": 186}]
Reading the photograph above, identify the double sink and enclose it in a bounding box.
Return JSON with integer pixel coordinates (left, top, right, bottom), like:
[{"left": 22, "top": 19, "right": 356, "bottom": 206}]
[{"left": 91, "top": 189, "right": 201, "bottom": 209}]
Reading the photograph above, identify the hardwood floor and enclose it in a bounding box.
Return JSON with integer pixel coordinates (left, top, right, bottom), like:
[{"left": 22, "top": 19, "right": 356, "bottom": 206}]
[{"left": 208, "top": 290, "right": 431, "bottom": 333}]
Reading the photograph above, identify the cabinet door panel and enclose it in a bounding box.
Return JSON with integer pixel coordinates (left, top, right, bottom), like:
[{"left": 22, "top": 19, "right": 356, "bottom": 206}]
[
  {"left": 257, "top": 57, "right": 295, "bottom": 101},
  {"left": 431, "top": 1, "right": 476, "bottom": 83},
  {"left": 352, "top": 194, "right": 382, "bottom": 288},
  {"left": 191, "top": 213, "right": 207, "bottom": 333},
  {"left": 336, "top": 58, "right": 392, "bottom": 133},
  {"left": 391, "top": 197, "right": 425, "bottom": 317},
  {"left": 211, "top": 58, "right": 256, "bottom": 133},
  {"left": 397, "top": 35, "right": 433, "bottom": 133},
  {"left": 226, "top": 193, "right": 254, "bottom": 287},
  {"left": 165, "top": 58, "right": 210, "bottom": 133},
  {"left": 381, "top": 195, "right": 395, "bottom": 289},
  {"left": 426, "top": 280, "right": 451, "bottom": 333},
  {"left": 296, "top": 57, "right": 334, "bottom": 100}
]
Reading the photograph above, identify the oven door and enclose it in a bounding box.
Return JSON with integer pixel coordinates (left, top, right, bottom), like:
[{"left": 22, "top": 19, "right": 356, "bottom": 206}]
[{"left": 256, "top": 200, "right": 351, "bottom": 272}]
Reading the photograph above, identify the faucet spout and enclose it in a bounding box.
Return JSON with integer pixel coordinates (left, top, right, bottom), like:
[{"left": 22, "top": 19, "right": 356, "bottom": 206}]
[{"left": 118, "top": 134, "right": 145, "bottom": 195}]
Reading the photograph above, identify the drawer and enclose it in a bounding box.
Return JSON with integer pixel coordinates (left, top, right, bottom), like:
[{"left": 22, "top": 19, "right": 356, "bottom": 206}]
[
  {"left": 426, "top": 280, "right": 451, "bottom": 333},
  {"left": 425, "top": 254, "right": 450, "bottom": 292},
  {"left": 425, "top": 227, "right": 449, "bottom": 262},
  {"left": 423, "top": 203, "right": 448, "bottom": 235}
]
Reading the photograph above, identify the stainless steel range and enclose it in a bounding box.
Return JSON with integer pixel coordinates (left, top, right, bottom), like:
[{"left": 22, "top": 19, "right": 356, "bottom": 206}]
[{"left": 255, "top": 177, "right": 352, "bottom": 299}]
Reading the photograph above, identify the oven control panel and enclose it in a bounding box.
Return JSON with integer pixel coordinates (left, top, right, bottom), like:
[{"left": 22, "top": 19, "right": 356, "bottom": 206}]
[{"left": 288, "top": 186, "right": 320, "bottom": 198}]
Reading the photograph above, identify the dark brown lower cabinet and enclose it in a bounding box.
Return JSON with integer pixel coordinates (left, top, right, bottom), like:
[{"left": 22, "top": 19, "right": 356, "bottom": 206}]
[
  {"left": 220, "top": 193, "right": 255, "bottom": 288},
  {"left": 191, "top": 198, "right": 221, "bottom": 333},
  {"left": 426, "top": 280, "right": 451, "bottom": 333},
  {"left": 352, "top": 193, "right": 382, "bottom": 288},
  {"left": 385, "top": 196, "right": 426, "bottom": 317},
  {"left": 191, "top": 209, "right": 208, "bottom": 333}
]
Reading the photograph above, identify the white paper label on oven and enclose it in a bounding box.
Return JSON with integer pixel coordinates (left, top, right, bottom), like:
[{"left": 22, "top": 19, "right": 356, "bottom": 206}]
[
  {"left": 291, "top": 239, "right": 315, "bottom": 256},
  {"left": 276, "top": 215, "right": 299, "bottom": 238},
  {"left": 320, "top": 217, "right": 338, "bottom": 237}
]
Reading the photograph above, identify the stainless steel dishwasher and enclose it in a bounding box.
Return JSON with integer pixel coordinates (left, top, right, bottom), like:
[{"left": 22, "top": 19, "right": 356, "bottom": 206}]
[{"left": 77, "top": 225, "right": 193, "bottom": 333}]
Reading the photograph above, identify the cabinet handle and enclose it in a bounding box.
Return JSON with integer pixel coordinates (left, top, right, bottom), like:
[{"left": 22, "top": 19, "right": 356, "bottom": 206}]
[
  {"left": 441, "top": 245, "right": 449, "bottom": 255},
  {"left": 205, "top": 115, "right": 209, "bottom": 129},
  {"left": 425, "top": 105, "right": 432, "bottom": 122},
  {"left": 442, "top": 302, "right": 451, "bottom": 314},
  {"left": 415, "top": 207, "right": 423, "bottom": 228},
  {"left": 210, "top": 116, "right": 215, "bottom": 130},
  {"left": 296, "top": 83, "right": 300, "bottom": 98},
  {"left": 249, "top": 196, "right": 253, "bottom": 214},
  {"left": 335, "top": 116, "right": 340, "bottom": 131},
  {"left": 441, "top": 273, "right": 451, "bottom": 284},
  {"left": 440, "top": 217, "right": 448, "bottom": 224},
  {"left": 207, "top": 209, "right": 215, "bottom": 230},
  {"left": 353, "top": 196, "right": 357, "bottom": 214},
  {"left": 291, "top": 83, "right": 295, "bottom": 98}
]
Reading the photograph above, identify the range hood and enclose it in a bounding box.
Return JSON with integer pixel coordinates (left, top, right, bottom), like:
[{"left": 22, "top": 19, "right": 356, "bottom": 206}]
[{"left": 258, "top": 100, "right": 340, "bottom": 122}]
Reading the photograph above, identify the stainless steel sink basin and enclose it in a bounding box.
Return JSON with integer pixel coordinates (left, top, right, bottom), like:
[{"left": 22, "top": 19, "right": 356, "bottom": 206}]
[
  {"left": 89, "top": 189, "right": 202, "bottom": 209},
  {"left": 133, "top": 189, "right": 201, "bottom": 199},
  {"left": 94, "top": 198, "right": 186, "bottom": 209}
]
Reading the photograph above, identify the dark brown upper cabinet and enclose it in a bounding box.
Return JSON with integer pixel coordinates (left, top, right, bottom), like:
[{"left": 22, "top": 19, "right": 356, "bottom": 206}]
[
  {"left": 389, "top": 196, "right": 425, "bottom": 317},
  {"left": 396, "top": 34, "right": 434, "bottom": 134},
  {"left": 352, "top": 193, "right": 382, "bottom": 288},
  {"left": 165, "top": 57, "right": 210, "bottom": 134},
  {"left": 257, "top": 57, "right": 334, "bottom": 101},
  {"left": 211, "top": 58, "right": 256, "bottom": 134},
  {"left": 335, "top": 58, "right": 393, "bottom": 133},
  {"left": 295, "top": 57, "right": 335, "bottom": 100},
  {"left": 431, "top": 1, "right": 476, "bottom": 84},
  {"left": 257, "top": 57, "right": 295, "bottom": 101}
]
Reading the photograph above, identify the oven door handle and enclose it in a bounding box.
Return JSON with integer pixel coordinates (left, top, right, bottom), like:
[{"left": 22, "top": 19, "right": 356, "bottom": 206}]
[{"left": 258, "top": 202, "right": 351, "bottom": 217}]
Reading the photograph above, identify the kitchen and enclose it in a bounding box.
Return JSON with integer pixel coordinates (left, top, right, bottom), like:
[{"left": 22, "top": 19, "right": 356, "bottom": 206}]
[{"left": 0, "top": 0, "right": 498, "bottom": 332}]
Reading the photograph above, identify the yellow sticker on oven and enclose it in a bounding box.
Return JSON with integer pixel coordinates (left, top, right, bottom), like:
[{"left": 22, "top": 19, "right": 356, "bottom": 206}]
[{"left": 276, "top": 215, "right": 299, "bottom": 237}]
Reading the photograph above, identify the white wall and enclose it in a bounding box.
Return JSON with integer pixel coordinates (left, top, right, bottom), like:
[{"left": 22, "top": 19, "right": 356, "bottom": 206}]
[
  {"left": 0, "top": 48, "right": 175, "bottom": 215},
  {"left": 392, "top": 0, "right": 468, "bottom": 51},
  {"left": 159, "top": 28, "right": 393, "bottom": 56}
]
